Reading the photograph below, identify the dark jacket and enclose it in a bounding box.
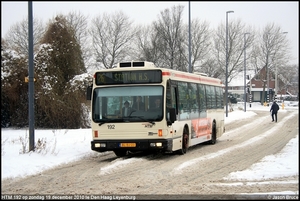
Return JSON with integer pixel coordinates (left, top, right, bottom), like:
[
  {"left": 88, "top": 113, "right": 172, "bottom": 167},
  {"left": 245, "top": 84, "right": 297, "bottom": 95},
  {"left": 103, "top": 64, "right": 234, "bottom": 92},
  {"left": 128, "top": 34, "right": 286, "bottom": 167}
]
[
  {"left": 270, "top": 102, "right": 280, "bottom": 113},
  {"left": 132, "top": 101, "right": 145, "bottom": 111}
]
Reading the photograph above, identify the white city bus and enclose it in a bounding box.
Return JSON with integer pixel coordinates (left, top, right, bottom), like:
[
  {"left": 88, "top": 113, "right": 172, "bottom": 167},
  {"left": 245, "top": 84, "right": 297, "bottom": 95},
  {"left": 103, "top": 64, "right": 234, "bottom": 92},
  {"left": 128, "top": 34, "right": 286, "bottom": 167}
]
[{"left": 86, "top": 61, "right": 225, "bottom": 157}]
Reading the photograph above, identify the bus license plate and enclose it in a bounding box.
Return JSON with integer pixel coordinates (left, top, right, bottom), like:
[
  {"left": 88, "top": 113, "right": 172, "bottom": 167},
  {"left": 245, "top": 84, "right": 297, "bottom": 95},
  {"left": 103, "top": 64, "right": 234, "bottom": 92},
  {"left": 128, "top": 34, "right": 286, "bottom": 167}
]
[{"left": 120, "top": 143, "right": 136, "bottom": 147}]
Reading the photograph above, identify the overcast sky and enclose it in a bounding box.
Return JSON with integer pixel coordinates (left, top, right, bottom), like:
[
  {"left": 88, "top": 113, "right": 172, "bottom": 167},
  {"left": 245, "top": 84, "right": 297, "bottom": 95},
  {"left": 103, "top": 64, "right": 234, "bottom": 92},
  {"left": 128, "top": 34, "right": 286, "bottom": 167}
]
[{"left": 1, "top": 1, "right": 299, "bottom": 65}]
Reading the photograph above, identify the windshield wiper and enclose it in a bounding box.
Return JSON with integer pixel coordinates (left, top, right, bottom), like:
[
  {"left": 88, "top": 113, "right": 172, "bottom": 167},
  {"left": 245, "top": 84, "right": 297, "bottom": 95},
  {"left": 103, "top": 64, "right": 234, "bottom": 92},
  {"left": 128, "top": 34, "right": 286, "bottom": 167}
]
[
  {"left": 98, "top": 118, "right": 123, "bottom": 126},
  {"left": 126, "top": 115, "right": 155, "bottom": 125}
]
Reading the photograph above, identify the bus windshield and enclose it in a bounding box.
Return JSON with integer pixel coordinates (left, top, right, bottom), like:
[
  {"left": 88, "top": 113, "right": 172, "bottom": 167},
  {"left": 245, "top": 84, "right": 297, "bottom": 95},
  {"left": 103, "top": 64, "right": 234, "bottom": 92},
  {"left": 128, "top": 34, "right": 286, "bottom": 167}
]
[{"left": 92, "top": 86, "right": 163, "bottom": 123}]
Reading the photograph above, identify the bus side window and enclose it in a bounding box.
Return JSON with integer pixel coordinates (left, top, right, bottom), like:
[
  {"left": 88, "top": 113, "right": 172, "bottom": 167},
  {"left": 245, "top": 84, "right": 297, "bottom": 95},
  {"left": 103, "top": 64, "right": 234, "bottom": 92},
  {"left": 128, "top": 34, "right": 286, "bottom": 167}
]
[{"left": 166, "top": 82, "right": 172, "bottom": 108}]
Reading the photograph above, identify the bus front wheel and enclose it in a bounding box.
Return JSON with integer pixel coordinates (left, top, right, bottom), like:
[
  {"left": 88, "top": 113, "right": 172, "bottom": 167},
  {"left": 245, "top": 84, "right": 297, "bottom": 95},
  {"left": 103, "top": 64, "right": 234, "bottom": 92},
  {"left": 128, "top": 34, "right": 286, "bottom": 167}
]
[{"left": 178, "top": 128, "right": 189, "bottom": 155}]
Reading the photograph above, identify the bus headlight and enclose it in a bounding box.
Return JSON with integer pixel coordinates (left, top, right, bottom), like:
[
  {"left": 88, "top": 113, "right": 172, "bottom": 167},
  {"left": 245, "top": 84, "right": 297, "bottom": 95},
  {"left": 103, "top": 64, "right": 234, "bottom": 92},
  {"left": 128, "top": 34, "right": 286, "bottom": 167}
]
[
  {"left": 150, "top": 142, "right": 162, "bottom": 147},
  {"left": 156, "top": 142, "right": 162, "bottom": 147},
  {"left": 95, "top": 143, "right": 106, "bottom": 148}
]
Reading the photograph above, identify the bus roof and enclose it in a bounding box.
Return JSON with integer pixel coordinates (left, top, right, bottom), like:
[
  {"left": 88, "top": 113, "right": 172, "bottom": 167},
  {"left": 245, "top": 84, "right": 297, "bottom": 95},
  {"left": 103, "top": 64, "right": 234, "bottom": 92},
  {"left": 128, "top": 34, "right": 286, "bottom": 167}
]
[{"left": 98, "top": 61, "right": 223, "bottom": 86}]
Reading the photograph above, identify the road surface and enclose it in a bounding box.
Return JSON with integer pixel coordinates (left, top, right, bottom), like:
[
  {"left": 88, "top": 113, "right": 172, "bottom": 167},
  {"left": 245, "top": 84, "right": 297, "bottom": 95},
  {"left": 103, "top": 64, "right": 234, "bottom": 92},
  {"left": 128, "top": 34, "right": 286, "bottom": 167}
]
[{"left": 1, "top": 109, "right": 298, "bottom": 199}]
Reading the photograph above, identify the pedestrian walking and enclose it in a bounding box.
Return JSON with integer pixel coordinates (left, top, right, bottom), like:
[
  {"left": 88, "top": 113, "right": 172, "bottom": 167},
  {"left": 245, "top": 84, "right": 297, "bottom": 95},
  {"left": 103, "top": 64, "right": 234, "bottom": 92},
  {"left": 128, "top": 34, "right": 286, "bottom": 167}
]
[{"left": 270, "top": 101, "right": 280, "bottom": 122}]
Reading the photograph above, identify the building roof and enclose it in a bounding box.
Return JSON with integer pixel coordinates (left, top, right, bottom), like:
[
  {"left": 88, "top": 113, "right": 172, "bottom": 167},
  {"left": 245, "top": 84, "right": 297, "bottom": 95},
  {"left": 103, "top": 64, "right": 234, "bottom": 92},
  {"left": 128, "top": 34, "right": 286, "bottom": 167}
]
[{"left": 228, "top": 70, "right": 256, "bottom": 87}]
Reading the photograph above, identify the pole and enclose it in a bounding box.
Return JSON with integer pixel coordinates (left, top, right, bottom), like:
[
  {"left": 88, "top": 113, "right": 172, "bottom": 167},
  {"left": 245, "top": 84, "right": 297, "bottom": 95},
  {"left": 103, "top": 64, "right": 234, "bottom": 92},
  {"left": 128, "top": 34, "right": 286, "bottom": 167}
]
[
  {"left": 265, "top": 32, "right": 271, "bottom": 105},
  {"left": 275, "top": 64, "right": 277, "bottom": 102},
  {"left": 225, "top": 11, "right": 234, "bottom": 117},
  {"left": 249, "top": 74, "right": 252, "bottom": 107},
  {"left": 266, "top": 45, "right": 269, "bottom": 105},
  {"left": 28, "top": 1, "right": 35, "bottom": 151},
  {"left": 188, "top": 1, "right": 192, "bottom": 73},
  {"left": 244, "top": 33, "right": 249, "bottom": 112}
]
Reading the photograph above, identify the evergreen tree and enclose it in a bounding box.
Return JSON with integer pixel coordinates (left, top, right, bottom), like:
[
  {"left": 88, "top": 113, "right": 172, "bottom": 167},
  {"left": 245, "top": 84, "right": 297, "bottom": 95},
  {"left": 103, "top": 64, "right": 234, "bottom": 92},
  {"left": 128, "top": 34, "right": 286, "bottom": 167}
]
[{"left": 34, "top": 15, "right": 88, "bottom": 128}]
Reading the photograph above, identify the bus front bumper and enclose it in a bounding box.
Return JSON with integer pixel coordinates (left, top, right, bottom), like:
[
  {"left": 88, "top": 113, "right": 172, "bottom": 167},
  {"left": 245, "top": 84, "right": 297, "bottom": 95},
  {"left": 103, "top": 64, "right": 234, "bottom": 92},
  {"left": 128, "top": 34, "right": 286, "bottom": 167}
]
[{"left": 91, "top": 139, "right": 173, "bottom": 153}]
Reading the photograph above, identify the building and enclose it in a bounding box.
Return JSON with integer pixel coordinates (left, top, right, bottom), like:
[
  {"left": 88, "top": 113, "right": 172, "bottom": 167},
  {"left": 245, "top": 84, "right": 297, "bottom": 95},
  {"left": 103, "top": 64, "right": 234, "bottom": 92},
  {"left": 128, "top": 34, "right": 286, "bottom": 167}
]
[{"left": 228, "top": 66, "right": 296, "bottom": 104}]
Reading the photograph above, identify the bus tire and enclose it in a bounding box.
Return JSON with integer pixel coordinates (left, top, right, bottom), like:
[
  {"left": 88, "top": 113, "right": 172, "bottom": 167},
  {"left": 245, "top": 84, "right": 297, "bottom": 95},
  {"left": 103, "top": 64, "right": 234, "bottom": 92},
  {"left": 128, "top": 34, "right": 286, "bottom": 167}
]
[
  {"left": 113, "top": 150, "right": 128, "bottom": 157},
  {"left": 208, "top": 121, "right": 217, "bottom": 144},
  {"left": 178, "top": 127, "right": 189, "bottom": 155}
]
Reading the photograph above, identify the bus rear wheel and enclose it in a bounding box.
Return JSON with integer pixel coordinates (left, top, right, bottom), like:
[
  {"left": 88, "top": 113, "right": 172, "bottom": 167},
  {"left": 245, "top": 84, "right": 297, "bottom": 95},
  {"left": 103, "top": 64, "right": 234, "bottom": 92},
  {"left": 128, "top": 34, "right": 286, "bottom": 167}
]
[
  {"left": 113, "top": 150, "right": 128, "bottom": 157},
  {"left": 208, "top": 121, "right": 217, "bottom": 144}
]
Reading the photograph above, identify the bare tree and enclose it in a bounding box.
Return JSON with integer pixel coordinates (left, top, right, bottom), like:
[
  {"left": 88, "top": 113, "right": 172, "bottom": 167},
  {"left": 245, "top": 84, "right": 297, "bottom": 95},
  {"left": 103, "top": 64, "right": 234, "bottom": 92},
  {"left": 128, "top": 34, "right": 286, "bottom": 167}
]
[
  {"left": 197, "top": 58, "right": 219, "bottom": 77},
  {"left": 3, "top": 17, "right": 45, "bottom": 55},
  {"left": 65, "top": 11, "right": 89, "bottom": 48},
  {"left": 153, "top": 5, "right": 186, "bottom": 70},
  {"left": 117, "top": 5, "right": 211, "bottom": 73},
  {"left": 252, "top": 23, "right": 291, "bottom": 104},
  {"left": 65, "top": 11, "right": 93, "bottom": 72},
  {"left": 212, "top": 19, "right": 254, "bottom": 83},
  {"left": 132, "top": 25, "right": 161, "bottom": 64},
  {"left": 277, "top": 64, "right": 298, "bottom": 96},
  {"left": 90, "top": 11, "right": 137, "bottom": 69},
  {"left": 187, "top": 19, "right": 212, "bottom": 73}
]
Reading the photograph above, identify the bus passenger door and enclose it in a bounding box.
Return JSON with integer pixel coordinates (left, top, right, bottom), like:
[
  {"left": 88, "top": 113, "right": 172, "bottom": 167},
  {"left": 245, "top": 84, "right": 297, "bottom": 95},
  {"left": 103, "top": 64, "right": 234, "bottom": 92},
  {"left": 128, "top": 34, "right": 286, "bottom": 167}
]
[{"left": 166, "top": 80, "right": 178, "bottom": 124}]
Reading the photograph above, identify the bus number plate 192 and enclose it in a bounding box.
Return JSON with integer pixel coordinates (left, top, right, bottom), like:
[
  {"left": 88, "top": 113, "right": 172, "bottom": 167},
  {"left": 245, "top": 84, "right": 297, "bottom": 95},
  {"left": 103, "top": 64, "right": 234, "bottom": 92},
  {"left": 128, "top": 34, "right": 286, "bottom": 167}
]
[{"left": 120, "top": 143, "right": 136, "bottom": 147}]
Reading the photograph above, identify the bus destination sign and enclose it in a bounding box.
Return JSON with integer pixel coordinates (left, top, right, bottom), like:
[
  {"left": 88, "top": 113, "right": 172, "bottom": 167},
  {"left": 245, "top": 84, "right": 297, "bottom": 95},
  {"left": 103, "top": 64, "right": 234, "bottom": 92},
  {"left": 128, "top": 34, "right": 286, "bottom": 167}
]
[{"left": 95, "top": 70, "right": 162, "bottom": 85}]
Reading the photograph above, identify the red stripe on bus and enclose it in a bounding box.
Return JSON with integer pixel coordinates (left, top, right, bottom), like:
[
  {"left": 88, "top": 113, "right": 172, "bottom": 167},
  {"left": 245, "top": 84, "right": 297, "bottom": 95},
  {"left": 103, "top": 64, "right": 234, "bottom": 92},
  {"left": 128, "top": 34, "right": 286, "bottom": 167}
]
[{"left": 162, "top": 72, "right": 171, "bottom": 76}]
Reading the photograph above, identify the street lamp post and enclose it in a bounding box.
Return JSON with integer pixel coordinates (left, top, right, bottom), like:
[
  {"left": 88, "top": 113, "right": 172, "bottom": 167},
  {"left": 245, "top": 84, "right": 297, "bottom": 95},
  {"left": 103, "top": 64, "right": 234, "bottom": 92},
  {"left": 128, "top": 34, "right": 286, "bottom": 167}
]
[
  {"left": 244, "top": 32, "right": 250, "bottom": 112},
  {"left": 266, "top": 50, "right": 269, "bottom": 104},
  {"left": 266, "top": 33, "right": 270, "bottom": 105},
  {"left": 188, "top": 1, "right": 192, "bottom": 73},
  {"left": 275, "top": 64, "right": 277, "bottom": 101},
  {"left": 275, "top": 31, "right": 288, "bottom": 101},
  {"left": 225, "top": 10, "right": 234, "bottom": 117},
  {"left": 266, "top": 54, "right": 269, "bottom": 105}
]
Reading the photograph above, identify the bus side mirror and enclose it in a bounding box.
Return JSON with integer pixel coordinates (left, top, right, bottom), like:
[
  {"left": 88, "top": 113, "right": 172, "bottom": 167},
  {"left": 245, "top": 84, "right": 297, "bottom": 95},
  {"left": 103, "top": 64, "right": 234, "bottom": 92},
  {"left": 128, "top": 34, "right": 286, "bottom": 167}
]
[
  {"left": 86, "top": 85, "right": 92, "bottom": 100},
  {"left": 167, "top": 108, "right": 176, "bottom": 125}
]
